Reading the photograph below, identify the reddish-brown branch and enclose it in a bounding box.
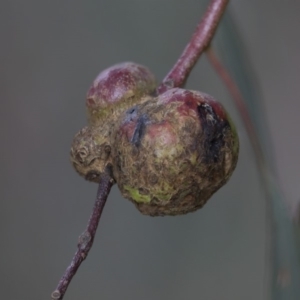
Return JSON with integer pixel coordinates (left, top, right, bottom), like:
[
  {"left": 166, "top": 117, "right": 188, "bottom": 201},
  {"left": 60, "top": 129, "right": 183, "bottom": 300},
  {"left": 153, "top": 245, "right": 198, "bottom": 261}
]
[
  {"left": 157, "top": 0, "right": 229, "bottom": 94},
  {"left": 51, "top": 171, "right": 114, "bottom": 300}
]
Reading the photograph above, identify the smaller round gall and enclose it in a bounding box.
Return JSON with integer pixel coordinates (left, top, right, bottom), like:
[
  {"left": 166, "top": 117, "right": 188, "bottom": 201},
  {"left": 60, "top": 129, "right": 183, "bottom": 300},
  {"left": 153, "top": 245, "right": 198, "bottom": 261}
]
[
  {"left": 86, "top": 62, "right": 157, "bottom": 125},
  {"left": 71, "top": 62, "right": 157, "bottom": 181}
]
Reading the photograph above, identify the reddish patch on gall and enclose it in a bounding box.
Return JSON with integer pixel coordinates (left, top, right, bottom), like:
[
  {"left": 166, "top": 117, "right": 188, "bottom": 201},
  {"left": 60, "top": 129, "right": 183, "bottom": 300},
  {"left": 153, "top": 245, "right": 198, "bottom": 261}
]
[{"left": 147, "top": 121, "right": 176, "bottom": 146}]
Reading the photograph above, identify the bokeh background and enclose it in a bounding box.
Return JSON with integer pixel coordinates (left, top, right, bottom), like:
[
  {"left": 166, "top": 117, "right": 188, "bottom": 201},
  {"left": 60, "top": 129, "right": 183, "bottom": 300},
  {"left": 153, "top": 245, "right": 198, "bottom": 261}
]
[{"left": 1, "top": 1, "right": 299, "bottom": 299}]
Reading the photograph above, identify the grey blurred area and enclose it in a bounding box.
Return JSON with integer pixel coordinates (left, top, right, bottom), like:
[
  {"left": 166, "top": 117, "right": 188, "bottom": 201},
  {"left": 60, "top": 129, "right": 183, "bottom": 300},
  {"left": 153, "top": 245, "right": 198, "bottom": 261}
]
[{"left": 1, "top": 1, "right": 299, "bottom": 299}]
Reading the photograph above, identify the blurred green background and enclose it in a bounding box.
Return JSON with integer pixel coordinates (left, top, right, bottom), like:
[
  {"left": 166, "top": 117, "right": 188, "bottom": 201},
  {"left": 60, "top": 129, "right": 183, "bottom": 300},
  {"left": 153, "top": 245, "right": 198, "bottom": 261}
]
[{"left": 1, "top": 1, "right": 300, "bottom": 299}]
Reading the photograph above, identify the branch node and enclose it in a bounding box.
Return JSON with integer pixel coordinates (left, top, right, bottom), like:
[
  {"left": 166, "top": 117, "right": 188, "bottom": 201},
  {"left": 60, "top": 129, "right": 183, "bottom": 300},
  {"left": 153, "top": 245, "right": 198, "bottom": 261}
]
[
  {"left": 78, "top": 231, "right": 92, "bottom": 250},
  {"left": 51, "top": 290, "right": 61, "bottom": 300}
]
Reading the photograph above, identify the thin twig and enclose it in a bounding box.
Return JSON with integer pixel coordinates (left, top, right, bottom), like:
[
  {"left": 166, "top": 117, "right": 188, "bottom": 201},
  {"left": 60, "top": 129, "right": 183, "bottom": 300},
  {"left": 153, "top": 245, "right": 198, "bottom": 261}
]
[
  {"left": 206, "top": 46, "right": 272, "bottom": 300},
  {"left": 51, "top": 171, "right": 114, "bottom": 300},
  {"left": 206, "top": 46, "right": 300, "bottom": 300},
  {"left": 206, "top": 47, "right": 266, "bottom": 172},
  {"left": 157, "top": 0, "right": 229, "bottom": 94}
]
